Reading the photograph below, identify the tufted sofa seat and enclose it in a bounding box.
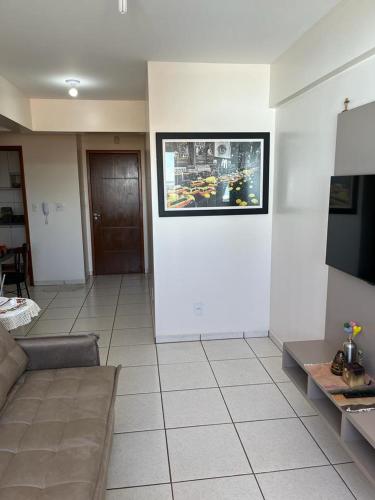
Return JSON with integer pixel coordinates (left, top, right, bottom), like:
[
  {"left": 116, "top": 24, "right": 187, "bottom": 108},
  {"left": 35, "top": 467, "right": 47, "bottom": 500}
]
[{"left": 0, "top": 326, "right": 119, "bottom": 500}]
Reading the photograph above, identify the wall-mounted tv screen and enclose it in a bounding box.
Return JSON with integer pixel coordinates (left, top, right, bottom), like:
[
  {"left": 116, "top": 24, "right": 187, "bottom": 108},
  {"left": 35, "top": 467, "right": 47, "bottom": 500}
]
[{"left": 326, "top": 175, "right": 375, "bottom": 284}]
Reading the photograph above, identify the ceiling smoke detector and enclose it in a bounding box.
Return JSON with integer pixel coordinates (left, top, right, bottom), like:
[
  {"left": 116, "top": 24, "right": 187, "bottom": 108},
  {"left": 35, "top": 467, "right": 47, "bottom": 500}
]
[
  {"left": 65, "top": 79, "right": 80, "bottom": 98},
  {"left": 119, "top": 0, "right": 127, "bottom": 14}
]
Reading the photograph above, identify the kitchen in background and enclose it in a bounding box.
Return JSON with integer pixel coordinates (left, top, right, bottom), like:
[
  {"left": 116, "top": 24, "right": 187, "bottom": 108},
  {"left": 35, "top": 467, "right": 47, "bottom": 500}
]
[{"left": 0, "top": 149, "right": 26, "bottom": 247}]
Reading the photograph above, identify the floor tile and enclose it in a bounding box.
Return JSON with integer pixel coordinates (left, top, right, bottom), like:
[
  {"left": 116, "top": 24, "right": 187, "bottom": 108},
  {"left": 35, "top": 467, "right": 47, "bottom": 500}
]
[
  {"left": 167, "top": 424, "right": 250, "bottom": 482},
  {"left": 41, "top": 307, "right": 81, "bottom": 320},
  {"left": 159, "top": 362, "right": 217, "bottom": 391},
  {"left": 28, "top": 318, "right": 75, "bottom": 334},
  {"left": 120, "top": 287, "right": 149, "bottom": 295},
  {"left": 157, "top": 342, "right": 206, "bottom": 364},
  {"left": 88, "top": 288, "right": 120, "bottom": 297},
  {"left": 111, "top": 328, "right": 154, "bottom": 346},
  {"left": 237, "top": 418, "right": 328, "bottom": 473},
  {"left": 116, "top": 303, "right": 151, "bottom": 316},
  {"left": 106, "top": 484, "right": 172, "bottom": 500},
  {"left": 173, "top": 475, "right": 263, "bottom": 500},
  {"left": 114, "top": 315, "right": 152, "bottom": 329},
  {"left": 246, "top": 337, "right": 281, "bottom": 357},
  {"left": 72, "top": 316, "right": 114, "bottom": 332},
  {"left": 260, "top": 356, "right": 289, "bottom": 382},
  {"left": 115, "top": 393, "right": 164, "bottom": 433},
  {"left": 71, "top": 330, "right": 112, "bottom": 347},
  {"left": 301, "top": 416, "right": 352, "bottom": 464},
  {"left": 222, "top": 384, "right": 295, "bottom": 422},
  {"left": 211, "top": 358, "right": 272, "bottom": 387},
  {"left": 84, "top": 296, "right": 119, "bottom": 306},
  {"left": 118, "top": 294, "right": 150, "bottom": 305},
  {"left": 277, "top": 382, "right": 317, "bottom": 417},
  {"left": 55, "top": 289, "right": 88, "bottom": 298},
  {"left": 335, "top": 463, "right": 375, "bottom": 500},
  {"left": 203, "top": 339, "right": 255, "bottom": 360},
  {"left": 162, "top": 388, "right": 230, "bottom": 428},
  {"left": 107, "top": 345, "right": 157, "bottom": 367},
  {"left": 108, "top": 431, "right": 169, "bottom": 488},
  {"left": 117, "top": 366, "right": 160, "bottom": 395},
  {"left": 78, "top": 305, "right": 117, "bottom": 317},
  {"left": 257, "top": 466, "right": 354, "bottom": 500},
  {"left": 49, "top": 297, "right": 85, "bottom": 308},
  {"left": 99, "top": 347, "right": 109, "bottom": 365}
]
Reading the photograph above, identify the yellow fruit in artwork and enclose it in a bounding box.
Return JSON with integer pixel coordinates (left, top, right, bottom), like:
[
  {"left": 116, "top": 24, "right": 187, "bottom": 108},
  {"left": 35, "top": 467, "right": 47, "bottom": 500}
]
[
  {"left": 241, "top": 201, "right": 248, "bottom": 206},
  {"left": 168, "top": 193, "right": 179, "bottom": 202},
  {"left": 249, "top": 193, "right": 256, "bottom": 198},
  {"left": 203, "top": 193, "right": 210, "bottom": 199},
  {"left": 236, "top": 187, "right": 240, "bottom": 191},
  {"left": 236, "top": 199, "right": 242, "bottom": 205},
  {"left": 229, "top": 187, "right": 233, "bottom": 191},
  {"left": 211, "top": 191, "right": 216, "bottom": 195},
  {"left": 251, "top": 198, "right": 259, "bottom": 204},
  {"left": 205, "top": 176, "right": 217, "bottom": 184}
]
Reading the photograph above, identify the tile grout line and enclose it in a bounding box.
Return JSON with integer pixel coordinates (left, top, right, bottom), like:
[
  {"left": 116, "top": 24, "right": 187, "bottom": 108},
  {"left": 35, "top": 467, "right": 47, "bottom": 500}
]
[
  {"left": 155, "top": 340, "right": 175, "bottom": 499},
  {"left": 105, "top": 275, "right": 126, "bottom": 366},
  {"left": 68, "top": 280, "right": 97, "bottom": 336},
  {"left": 257, "top": 356, "right": 357, "bottom": 498},
  {"left": 199, "top": 339, "right": 266, "bottom": 500}
]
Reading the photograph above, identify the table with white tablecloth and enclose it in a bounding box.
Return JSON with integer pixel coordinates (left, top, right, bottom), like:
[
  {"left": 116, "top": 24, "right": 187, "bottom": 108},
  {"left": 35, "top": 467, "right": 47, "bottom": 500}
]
[{"left": 0, "top": 298, "right": 40, "bottom": 331}]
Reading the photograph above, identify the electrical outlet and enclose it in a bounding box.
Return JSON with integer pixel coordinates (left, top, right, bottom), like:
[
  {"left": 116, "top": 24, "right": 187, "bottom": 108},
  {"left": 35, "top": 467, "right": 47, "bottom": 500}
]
[{"left": 193, "top": 302, "right": 204, "bottom": 316}]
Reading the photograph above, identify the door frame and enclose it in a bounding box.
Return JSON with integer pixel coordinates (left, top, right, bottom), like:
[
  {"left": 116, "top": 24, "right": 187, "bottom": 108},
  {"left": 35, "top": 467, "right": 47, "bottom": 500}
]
[
  {"left": 87, "top": 150, "right": 145, "bottom": 275},
  {"left": 0, "top": 146, "right": 34, "bottom": 285}
]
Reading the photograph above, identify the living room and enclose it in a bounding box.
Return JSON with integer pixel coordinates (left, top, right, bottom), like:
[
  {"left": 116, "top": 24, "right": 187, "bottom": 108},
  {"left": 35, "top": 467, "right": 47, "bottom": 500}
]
[{"left": 0, "top": 1, "right": 374, "bottom": 499}]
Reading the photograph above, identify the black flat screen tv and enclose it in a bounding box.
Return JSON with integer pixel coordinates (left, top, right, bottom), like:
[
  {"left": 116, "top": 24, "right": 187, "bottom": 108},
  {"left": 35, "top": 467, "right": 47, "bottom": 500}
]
[{"left": 326, "top": 175, "right": 375, "bottom": 284}]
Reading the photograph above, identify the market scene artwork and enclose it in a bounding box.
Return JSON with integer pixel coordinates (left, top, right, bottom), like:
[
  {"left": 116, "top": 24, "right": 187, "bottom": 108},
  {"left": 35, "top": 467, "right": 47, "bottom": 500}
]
[{"left": 157, "top": 134, "right": 269, "bottom": 217}]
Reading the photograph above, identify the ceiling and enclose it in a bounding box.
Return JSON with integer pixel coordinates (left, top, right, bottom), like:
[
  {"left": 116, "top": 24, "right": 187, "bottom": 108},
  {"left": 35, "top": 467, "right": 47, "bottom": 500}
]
[{"left": 0, "top": 0, "right": 340, "bottom": 100}]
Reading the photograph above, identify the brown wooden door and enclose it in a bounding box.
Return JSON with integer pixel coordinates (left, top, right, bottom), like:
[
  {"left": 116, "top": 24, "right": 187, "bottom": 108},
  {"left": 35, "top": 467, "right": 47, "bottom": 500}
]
[{"left": 88, "top": 152, "right": 144, "bottom": 275}]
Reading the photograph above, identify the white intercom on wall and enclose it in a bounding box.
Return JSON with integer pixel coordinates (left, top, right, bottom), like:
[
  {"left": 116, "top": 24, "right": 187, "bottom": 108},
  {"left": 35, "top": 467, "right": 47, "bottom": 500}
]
[{"left": 42, "top": 202, "right": 49, "bottom": 224}]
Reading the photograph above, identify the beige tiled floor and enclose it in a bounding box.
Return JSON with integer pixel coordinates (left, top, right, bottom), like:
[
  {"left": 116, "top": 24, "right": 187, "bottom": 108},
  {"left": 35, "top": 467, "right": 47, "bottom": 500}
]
[{"left": 12, "top": 275, "right": 374, "bottom": 499}]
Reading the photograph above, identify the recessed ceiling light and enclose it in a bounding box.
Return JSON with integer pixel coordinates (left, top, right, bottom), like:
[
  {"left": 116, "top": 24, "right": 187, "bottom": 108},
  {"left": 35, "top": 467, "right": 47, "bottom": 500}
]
[
  {"left": 65, "top": 79, "right": 80, "bottom": 98},
  {"left": 119, "top": 0, "right": 127, "bottom": 14}
]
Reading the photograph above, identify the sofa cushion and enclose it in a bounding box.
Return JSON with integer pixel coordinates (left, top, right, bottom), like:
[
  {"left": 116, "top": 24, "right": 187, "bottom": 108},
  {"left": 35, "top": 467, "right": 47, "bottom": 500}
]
[
  {"left": 0, "top": 326, "right": 28, "bottom": 410},
  {"left": 0, "top": 365, "right": 118, "bottom": 500}
]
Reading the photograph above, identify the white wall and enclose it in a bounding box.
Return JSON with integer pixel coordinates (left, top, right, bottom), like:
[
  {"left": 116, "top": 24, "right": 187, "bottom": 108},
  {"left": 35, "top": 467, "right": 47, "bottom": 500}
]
[
  {"left": 0, "top": 76, "right": 32, "bottom": 129},
  {"left": 270, "top": 0, "right": 375, "bottom": 106},
  {"left": 148, "top": 62, "right": 274, "bottom": 341},
  {"left": 78, "top": 133, "right": 148, "bottom": 275},
  {"left": 0, "top": 133, "right": 85, "bottom": 284},
  {"left": 30, "top": 99, "right": 147, "bottom": 132},
  {"left": 270, "top": 54, "right": 375, "bottom": 344}
]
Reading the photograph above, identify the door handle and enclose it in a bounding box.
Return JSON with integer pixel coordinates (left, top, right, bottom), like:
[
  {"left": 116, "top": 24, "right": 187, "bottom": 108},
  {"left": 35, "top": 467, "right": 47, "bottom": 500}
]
[{"left": 93, "top": 212, "right": 101, "bottom": 221}]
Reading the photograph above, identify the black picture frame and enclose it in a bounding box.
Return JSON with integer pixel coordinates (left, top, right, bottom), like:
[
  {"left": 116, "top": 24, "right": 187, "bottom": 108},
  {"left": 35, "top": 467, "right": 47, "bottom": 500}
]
[{"left": 156, "top": 132, "right": 270, "bottom": 217}]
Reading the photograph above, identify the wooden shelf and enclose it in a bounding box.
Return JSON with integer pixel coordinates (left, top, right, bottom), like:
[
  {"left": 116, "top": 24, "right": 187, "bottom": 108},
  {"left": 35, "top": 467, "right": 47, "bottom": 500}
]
[{"left": 283, "top": 340, "right": 375, "bottom": 487}]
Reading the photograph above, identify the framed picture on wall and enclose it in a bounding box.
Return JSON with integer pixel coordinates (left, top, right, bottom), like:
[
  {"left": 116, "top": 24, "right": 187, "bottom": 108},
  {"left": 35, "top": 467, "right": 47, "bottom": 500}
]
[{"left": 156, "top": 132, "right": 270, "bottom": 217}]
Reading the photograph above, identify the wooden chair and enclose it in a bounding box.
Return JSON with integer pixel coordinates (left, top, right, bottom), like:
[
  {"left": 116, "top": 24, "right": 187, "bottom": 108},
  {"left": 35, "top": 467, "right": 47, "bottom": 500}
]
[{"left": 3, "top": 244, "right": 30, "bottom": 298}]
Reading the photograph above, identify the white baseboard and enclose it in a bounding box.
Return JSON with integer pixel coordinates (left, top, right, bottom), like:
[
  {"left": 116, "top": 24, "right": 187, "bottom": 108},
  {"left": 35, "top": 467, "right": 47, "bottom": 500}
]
[
  {"left": 155, "top": 334, "right": 201, "bottom": 344},
  {"left": 34, "top": 279, "right": 86, "bottom": 286},
  {"left": 201, "top": 331, "right": 244, "bottom": 341},
  {"left": 244, "top": 330, "right": 269, "bottom": 339},
  {"left": 269, "top": 330, "right": 284, "bottom": 351},
  {"left": 155, "top": 329, "right": 270, "bottom": 343}
]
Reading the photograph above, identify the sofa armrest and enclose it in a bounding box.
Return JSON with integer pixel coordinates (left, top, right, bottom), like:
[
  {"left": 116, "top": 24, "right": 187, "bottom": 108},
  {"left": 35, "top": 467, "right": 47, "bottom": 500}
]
[{"left": 15, "top": 334, "right": 100, "bottom": 371}]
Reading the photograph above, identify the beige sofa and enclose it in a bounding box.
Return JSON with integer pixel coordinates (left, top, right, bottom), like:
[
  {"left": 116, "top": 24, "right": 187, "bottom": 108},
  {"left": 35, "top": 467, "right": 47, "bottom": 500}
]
[{"left": 0, "top": 325, "right": 119, "bottom": 500}]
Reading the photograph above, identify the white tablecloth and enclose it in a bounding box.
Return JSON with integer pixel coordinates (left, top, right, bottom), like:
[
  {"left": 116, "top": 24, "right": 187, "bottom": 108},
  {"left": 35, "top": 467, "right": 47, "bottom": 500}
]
[{"left": 0, "top": 299, "right": 41, "bottom": 331}]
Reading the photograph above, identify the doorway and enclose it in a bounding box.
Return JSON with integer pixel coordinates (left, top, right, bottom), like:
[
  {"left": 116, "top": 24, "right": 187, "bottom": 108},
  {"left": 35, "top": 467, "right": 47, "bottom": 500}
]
[
  {"left": 88, "top": 151, "right": 144, "bottom": 275},
  {"left": 0, "top": 146, "right": 33, "bottom": 285}
]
